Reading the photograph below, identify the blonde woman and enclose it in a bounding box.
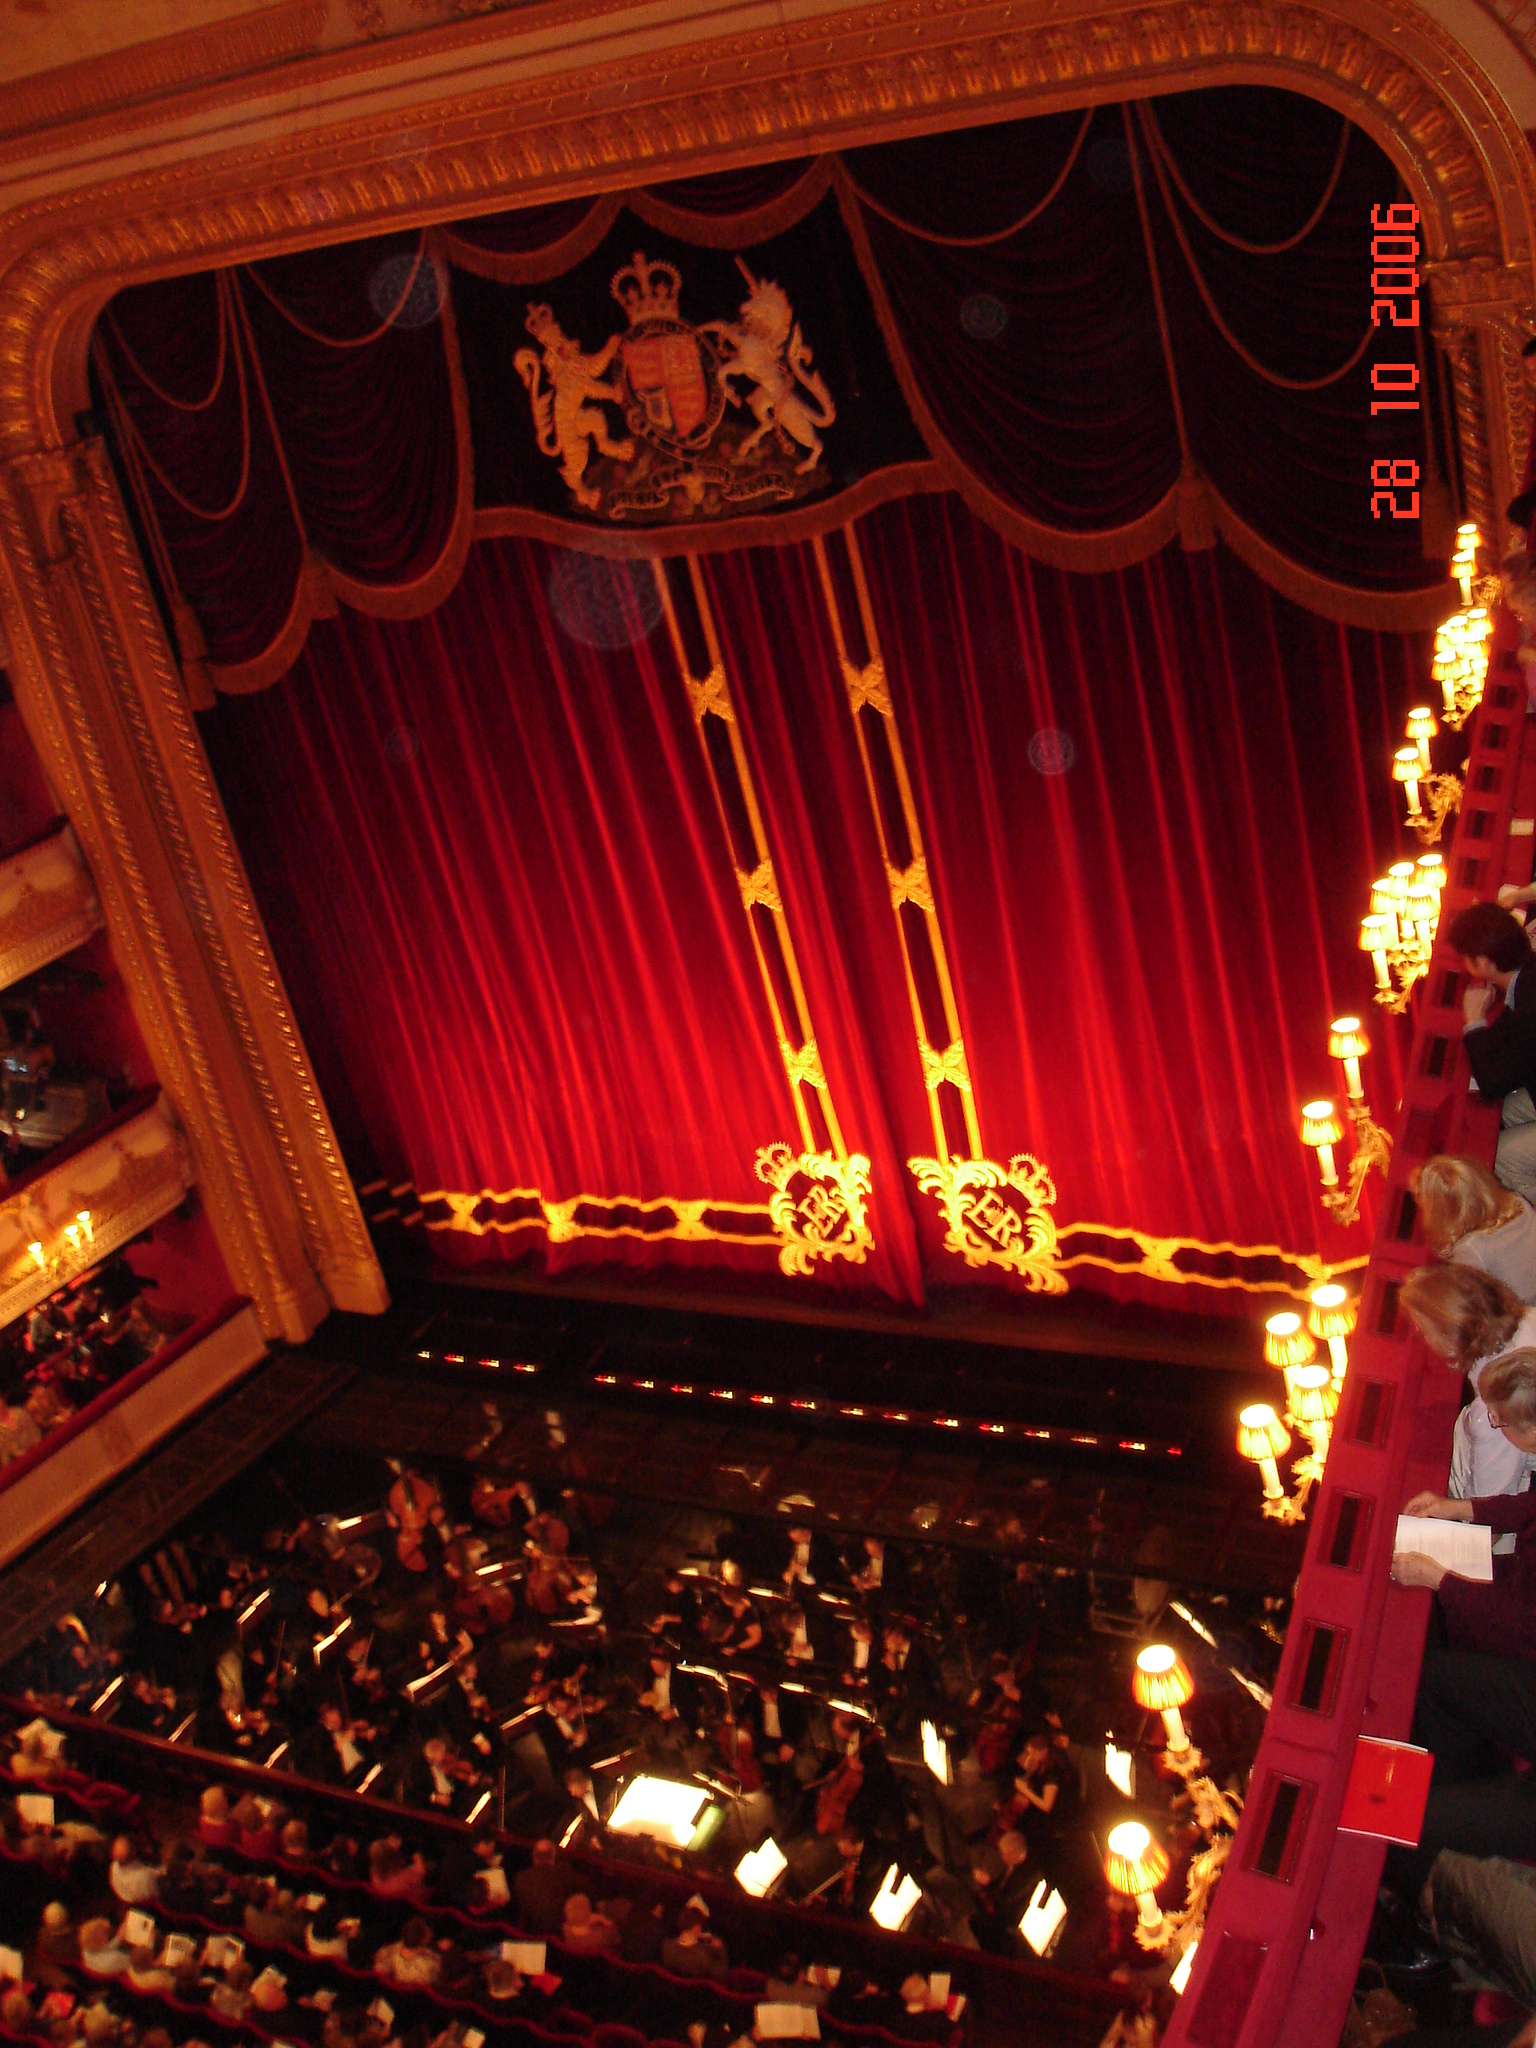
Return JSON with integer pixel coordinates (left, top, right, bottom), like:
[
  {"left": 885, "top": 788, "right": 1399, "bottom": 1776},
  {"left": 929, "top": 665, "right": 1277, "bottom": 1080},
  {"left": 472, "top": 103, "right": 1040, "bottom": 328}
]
[
  {"left": 1417, "top": 1153, "right": 1536, "bottom": 1299},
  {"left": 1401, "top": 1263, "right": 1536, "bottom": 1501}
]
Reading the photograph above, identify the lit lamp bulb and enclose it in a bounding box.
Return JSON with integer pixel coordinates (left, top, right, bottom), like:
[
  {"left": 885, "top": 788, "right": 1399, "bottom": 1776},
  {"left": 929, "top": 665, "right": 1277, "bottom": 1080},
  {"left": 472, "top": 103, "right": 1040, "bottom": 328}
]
[
  {"left": 27, "top": 1241, "right": 45, "bottom": 1271},
  {"left": 1360, "top": 914, "right": 1392, "bottom": 991},
  {"left": 1327, "top": 1017, "right": 1369, "bottom": 1102},
  {"left": 1238, "top": 1403, "right": 1291, "bottom": 1501},
  {"left": 1132, "top": 1644, "right": 1194, "bottom": 1755},
  {"left": 1393, "top": 745, "right": 1423, "bottom": 817},
  {"left": 1104, "top": 1822, "right": 1169, "bottom": 1932},
  {"left": 1264, "top": 1310, "right": 1317, "bottom": 1373},
  {"left": 77, "top": 1211, "right": 92, "bottom": 1244},
  {"left": 1433, "top": 645, "right": 1457, "bottom": 715},
  {"left": 1388, "top": 859, "right": 1417, "bottom": 909},
  {"left": 1308, "top": 1283, "right": 1357, "bottom": 1382},
  {"left": 1286, "top": 1363, "right": 1339, "bottom": 1460},
  {"left": 1416, "top": 852, "right": 1445, "bottom": 898},
  {"left": 1299, "top": 1101, "right": 1344, "bottom": 1188},
  {"left": 1406, "top": 705, "right": 1437, "bottom": 775},
  {"left": 63, "top": 1224, "right": 80, "bottom": 1255}
]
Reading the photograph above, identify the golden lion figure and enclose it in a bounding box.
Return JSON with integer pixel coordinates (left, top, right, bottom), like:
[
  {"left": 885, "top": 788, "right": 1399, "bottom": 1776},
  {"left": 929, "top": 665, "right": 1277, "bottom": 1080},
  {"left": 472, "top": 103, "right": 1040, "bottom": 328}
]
[
  {"left": 514, "top": 304, "right": 635, "bottom": 510},
  {"left": 713, "top": 261, "right": 836, "bottom": 473}
]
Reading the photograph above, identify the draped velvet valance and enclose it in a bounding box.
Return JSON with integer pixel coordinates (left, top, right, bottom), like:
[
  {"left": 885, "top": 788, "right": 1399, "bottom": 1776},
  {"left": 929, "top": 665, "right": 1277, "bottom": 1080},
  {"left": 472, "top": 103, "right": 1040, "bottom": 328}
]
[{"left": 97, "top": 86, "right": 1454, "bottom": 701}]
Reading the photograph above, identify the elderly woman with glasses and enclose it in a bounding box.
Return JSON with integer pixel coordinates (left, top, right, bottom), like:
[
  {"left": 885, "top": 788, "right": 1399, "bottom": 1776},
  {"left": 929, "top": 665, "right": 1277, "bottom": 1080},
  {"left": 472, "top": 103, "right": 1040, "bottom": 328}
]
[{"left": 1391, "top": 1344, "right": 1536, "bottom": 1653}]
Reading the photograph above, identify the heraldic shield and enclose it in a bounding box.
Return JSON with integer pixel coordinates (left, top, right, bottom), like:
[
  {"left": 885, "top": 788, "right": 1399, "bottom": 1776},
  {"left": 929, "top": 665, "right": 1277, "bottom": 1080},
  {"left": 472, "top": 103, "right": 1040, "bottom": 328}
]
[
  {"left": 617, "top": 258, "right": 724, "bottom": 451},
  {"left": 513, "top": 247, "right": 837, "bottom": 524}
]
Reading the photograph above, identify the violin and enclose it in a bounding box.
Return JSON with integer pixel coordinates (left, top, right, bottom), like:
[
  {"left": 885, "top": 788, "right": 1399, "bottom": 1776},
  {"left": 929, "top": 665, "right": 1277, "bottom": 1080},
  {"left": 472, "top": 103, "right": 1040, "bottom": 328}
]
[{"left": 388, "top": 1472, "right": 442, "bottom": 1573}]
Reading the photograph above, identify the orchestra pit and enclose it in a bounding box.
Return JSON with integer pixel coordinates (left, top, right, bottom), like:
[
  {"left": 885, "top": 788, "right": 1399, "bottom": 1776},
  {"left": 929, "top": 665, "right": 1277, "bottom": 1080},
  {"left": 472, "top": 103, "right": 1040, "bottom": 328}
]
[{"left": 2, "top": 10, "right": 1536, "bottom": 2048}]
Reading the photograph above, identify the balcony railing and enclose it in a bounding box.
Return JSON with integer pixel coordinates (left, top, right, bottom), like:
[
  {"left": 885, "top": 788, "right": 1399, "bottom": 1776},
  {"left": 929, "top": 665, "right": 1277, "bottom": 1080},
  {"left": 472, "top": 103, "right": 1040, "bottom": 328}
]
[{"left": 1165, "top": 619, "right": 1533, "bottom": 2044}]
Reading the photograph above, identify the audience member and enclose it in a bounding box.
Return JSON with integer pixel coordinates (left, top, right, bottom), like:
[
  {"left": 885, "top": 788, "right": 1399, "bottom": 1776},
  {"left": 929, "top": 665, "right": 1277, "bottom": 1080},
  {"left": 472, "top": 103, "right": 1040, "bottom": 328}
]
[{"left": 1401, "top": 1266, "right": 1536, "bottom": 1500}]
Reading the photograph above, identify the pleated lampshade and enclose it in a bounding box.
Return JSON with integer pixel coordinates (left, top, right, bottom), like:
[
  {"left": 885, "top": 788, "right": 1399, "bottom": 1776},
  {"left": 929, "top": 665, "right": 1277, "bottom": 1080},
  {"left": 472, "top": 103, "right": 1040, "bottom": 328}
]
[
  {"left": 1263, "top": 1311, "right": 1316, "bottom": 1372},
  {"left": 1299, "top": 1102, "right": 1343, "bottom": 1150},
  {"left": 1237, "top": 1404, "right": 1291, "bottom": 1463},
  {"left": 1132, "top": 1645, "right": 1193, "bottom": 1713},
  {"left": 1307, "top": 1284, "right": 1356, "bottom": 1343},
  {"left": 1326, "top": 1019, "right": 1369, "bottom": 1064},
  {"left": 1104, "top": 1822, "right": 1169, "bottom": 1901}
]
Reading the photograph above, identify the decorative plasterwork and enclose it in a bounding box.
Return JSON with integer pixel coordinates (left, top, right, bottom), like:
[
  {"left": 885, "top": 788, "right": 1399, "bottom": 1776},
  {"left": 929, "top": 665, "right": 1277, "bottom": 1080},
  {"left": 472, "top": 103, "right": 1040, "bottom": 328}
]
[
  {"left": 0, "top": 824, "right": 101, "bottom": 993},
  {"left": 0, "top": 1095, "right": 192, "bottom": 1332},
  {"left": 0, "top": 4, "right": 328, "bottom": 150}
]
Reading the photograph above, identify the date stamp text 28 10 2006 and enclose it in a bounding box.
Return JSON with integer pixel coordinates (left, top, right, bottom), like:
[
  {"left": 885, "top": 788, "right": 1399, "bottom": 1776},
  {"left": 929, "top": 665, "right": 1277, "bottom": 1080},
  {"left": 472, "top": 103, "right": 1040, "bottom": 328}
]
[{"left": 1369, "top": 203, "right": 1422, "bottom": 525}]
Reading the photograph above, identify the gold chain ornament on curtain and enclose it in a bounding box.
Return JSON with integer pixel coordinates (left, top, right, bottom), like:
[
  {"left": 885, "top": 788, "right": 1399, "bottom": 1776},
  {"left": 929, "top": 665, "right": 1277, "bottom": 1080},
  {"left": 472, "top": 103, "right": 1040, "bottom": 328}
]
[
  {"left": 811, "top": 525, "right": 1064, "bottom": 1292},
  {"left": 651, "top": 555, "right": 874, "bottom": 1280}
]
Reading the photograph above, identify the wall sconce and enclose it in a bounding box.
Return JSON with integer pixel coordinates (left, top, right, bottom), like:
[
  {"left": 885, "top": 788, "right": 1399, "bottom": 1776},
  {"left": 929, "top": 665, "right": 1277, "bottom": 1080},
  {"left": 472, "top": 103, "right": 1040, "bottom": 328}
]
[
  {"left": 22, "top": 1213, "right": 101, "bottom": 1289},
  {"left": 1393, "top": 744, "right": 1423, "bottom": 818},
  {"left": 1363, "top": 860, "right": 1431, "bottom": 1012},
  {"left": 1307, "top": 1283, "right": 1356, "bottom": 1383},
  {"left": 1452, "top": 522, "right": 1479, "bottom": 607},
  {"left": 1133, "top": 1645, "right": 1194, "bottom": 1757},
  {"left": 1394, "top": 742, "right": 1463, "bottom": 847},
  {"left": 1237, "top": 1403, "right": 1291, "bottom": 1503},
  {"left": 1327, "top": 1017, "right": 1369, "bottom": 1103},
  {"left": 1105, "top": 1822, "right": 1169, "bottom": 1933},
  {"left": 1285, "top": 1363, "right": 1338, "bottom": 1462},
  {"left": 1434, "top": 599, "right": 1492, "bottom": 730},
  {"left": 1311, "top": 1029, "right": 1394, "bottom": 1227},
  {"left": 1406, "top": 705, "right": 1436, "bottom": 776},
  {"left": 1300, "top": 1102, "right": 1344, "bottom": 1189},
  {"left": 1360, "top": 913, "right": 1393, "bottom": 994}
]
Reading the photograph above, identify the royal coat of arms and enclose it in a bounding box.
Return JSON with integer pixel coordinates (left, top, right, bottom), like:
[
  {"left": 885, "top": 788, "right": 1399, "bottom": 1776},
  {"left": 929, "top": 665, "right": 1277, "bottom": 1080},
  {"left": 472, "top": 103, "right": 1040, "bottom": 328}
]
[{"left": 513, "top": 251, "right": 837, "bottom": 522}]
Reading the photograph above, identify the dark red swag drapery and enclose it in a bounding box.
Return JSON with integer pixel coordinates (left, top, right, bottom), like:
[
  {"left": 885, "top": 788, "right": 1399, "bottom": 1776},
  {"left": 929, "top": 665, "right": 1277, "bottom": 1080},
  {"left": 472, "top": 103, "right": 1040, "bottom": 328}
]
[
  {"left": 101, "top": 87, "right": 1444, "bottom": 700},
  {"left": 201, "top": 493, "right": 1422, "bottom": 1311}
]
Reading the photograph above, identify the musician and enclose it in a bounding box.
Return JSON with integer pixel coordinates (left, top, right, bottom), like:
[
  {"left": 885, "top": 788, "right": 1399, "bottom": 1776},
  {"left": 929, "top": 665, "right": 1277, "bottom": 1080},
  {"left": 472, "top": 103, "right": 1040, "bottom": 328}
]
[
  {"left": 715, "top": 1590, "right": 763, "bottom": 1660},
  {"left": 638, "top": 1650, "right": 699, "bottom": 1735},
  {"left": 646, "top": 1571, "right": 701, "bottom": 1652},
  {"left": 782, "top": 1524, "right": 837, "bottom": 1591},
  {"left": 403, "top": 1733, "right": 481, "bottom": 1814},
  {"left": 298, "top": 1702, "right": 373, "bottom": 1786},
  {"left": 829, "top": 1828, "right": 876, "bottom": 1914}
]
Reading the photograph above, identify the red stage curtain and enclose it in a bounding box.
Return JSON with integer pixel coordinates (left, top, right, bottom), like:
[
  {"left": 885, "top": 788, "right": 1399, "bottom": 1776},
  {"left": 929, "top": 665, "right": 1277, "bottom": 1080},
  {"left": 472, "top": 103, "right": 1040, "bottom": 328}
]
[
  {"left": 198, "top": 539, "right": 922, "bottom": 1300},
  {"left": 701, "top": 497, "right": 1418, "bottom": 1290},
  {"left": 200, "top": 497, "right": 1425, "bottom": 1308}
]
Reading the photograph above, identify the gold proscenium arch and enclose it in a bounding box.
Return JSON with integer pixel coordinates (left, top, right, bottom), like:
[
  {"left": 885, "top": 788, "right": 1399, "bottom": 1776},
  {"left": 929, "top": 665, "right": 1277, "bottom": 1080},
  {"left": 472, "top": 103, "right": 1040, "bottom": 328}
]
[{"left": 0, "top": 0, "right": 1530, "bottom": 1337}]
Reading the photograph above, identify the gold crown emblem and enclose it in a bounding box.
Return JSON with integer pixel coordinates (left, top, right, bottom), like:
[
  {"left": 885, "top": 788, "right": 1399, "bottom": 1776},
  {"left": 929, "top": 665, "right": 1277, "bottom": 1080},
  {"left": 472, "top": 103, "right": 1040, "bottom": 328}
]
[{"left": 611, "top": 251, "right": 682, "bottom": 325}]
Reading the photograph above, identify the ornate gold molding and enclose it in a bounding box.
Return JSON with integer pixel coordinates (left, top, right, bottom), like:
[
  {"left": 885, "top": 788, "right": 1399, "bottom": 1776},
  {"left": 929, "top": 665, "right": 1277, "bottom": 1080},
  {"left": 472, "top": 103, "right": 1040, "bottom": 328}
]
[
  {"left": 0, "top": 3, "right": 328, "bottom": 150},
  {"left": 0, "top": 1095, "right": 192, "bottom": 1331},
  {"left": 0, "top": 824, "right": 102, "bottom": 993},
  {"left": 0, "top": 443, "right": 358, "bottom": 1341},
  {"left": 0, "top": 0, "right": 1533, "bottom": 458},
  {"left": 1428, "top": 257, "right": 1536, "bottom": 536},
  {"left": 411, "top": 1141, "right": 876, "bottom": 1281}
]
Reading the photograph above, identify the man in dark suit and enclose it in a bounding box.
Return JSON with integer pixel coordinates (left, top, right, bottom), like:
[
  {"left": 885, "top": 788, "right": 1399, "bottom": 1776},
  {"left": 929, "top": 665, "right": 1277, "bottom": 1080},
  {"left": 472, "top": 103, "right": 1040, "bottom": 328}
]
[{"left": 1450, "top": 902, "right": 1536, "bottom": 1201}]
